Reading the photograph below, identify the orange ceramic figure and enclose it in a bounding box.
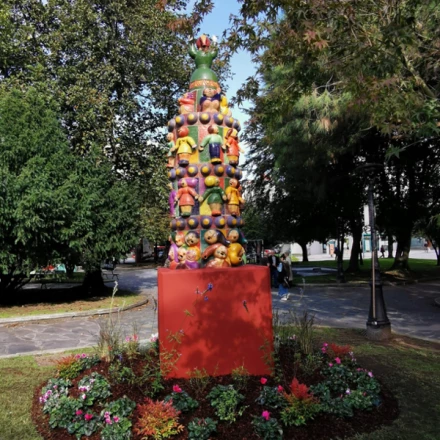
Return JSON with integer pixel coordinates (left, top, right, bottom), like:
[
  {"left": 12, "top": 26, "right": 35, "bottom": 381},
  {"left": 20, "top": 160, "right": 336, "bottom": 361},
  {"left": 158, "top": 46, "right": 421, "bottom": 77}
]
[
  {"left": 225, "top": 178, "right": 245, "bottom": 217},
  {"left": 175, "top": 179, "right": 202, "bottom": 217},
  {"left": 172, "top": 127, "right": 197, "bottom": 166},
  {"left": 225, "top": 128, "right": 244, "bottom": 166},
  {"left": 226, "top": 229, "right": 245, "bottom": 266},
  {"left": 201, "top": 243, "right": 231, "bottom": 268}
]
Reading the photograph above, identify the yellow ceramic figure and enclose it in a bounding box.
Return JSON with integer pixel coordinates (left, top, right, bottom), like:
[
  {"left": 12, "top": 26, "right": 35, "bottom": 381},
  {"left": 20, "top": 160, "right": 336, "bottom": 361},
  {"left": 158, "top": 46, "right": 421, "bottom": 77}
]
[
  {"left": 220, "top": 94, "right": 232, "bottom": 116},
  {"left": 227, "top": 229, "right": 245, "bottom": 266},
  {"left": 202, "top": 244, "right": 231, "bottom": 268},
  {"left": 171, "top": 127, "right": 197, "bottom": 166},
  {"left": 225, "top": 178, "right": 245, "bottom": 216}
]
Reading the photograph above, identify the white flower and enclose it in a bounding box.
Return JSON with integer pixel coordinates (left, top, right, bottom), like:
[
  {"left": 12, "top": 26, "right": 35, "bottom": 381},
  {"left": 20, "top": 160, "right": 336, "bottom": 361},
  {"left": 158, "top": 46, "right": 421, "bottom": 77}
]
[
  {"left": 150, "top": 332, "right": 159, "bottom": 342},
  {"left": 211, "top": 35, "right": 218, "bottom": 43}
]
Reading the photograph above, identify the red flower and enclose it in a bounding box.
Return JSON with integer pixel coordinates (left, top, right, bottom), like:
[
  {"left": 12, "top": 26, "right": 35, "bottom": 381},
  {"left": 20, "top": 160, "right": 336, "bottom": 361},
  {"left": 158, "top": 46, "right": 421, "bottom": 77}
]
[
  {"left": 84, "top": 414, "right": 93, "bottom": 421},
  {"left": 260, "top": 377, "right": 268, "bottom": 385},
  {"left": 173, "top": 384, "right": 182, "bottom": 393}
]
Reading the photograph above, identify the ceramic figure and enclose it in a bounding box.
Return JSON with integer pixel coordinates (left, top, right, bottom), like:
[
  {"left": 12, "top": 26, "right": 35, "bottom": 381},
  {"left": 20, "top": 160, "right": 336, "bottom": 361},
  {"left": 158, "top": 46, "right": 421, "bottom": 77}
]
[
  {"left": 225, "top": 128, "right": 244, "bottom": 166},
  {"left": 201, "top": 243, "right": 231, "bottom": 268},
  {"left": 178, "top": 91, "right": 197, "bottom": 114},
  {"left": 199, "top": 124, "right": 225, "bottom": 164},
  {"left": 220, "top": 94, "right": 232, "bottom": 116},
  {"left": 166, "top": 133, "right": 176, "bottom": 168},
  {"left": 225, "top": 178, "right": 245, "bottom": 216},
  {"left": 203, "top": 229, "right": 230, "bottom": 247},
  {"left": 201, "top": 176, "right": 227, "bottom": 216},
  {"left": 168, "top": 183, "right": 177, "bottom": 217},
  {"left": 175, "top": 179, "right": 202, "bottom": 217},
  {"left": 199, "top": 87, "right": 221, "bottom": 112},
  {"left": 172, "top": 127, "right": 197, "bottom": 166},
  {"left": 184, "top": 231, "right": 201, "bottom": 269},
  {"left": 176, "top": 247, "right": 189, "bottom": 269},
  {"left": 226, "top": 229, "right": 245, "bottom": 266}
]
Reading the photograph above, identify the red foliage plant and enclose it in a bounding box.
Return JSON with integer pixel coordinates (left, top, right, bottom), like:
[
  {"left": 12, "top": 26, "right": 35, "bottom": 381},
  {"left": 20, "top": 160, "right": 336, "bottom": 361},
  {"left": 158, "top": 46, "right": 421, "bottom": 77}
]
[
  {"left": 328, "top": 343, "right": 352, "bottom": 358},
  {"left": 289, "top": 378, "right": 315, "bottom": 402},
  {"left": 134, "top": 398, "right": 184, "bottom": 439},
  {"left": 55, "top": 355, "right": 77, "bottom": 369}
]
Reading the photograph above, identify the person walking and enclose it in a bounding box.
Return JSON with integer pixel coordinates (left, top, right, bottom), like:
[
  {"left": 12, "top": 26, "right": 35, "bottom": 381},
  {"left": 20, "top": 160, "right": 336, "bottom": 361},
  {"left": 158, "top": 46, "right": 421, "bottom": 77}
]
[
  {"left": 277, "top": 254, "right": 290, "bottom": 299},
  {"left": 380, "top": 245, "right": 385, "bottom": 258},
  {"left": 269, "top": 251, "right": 280, "bottom": 288},
  {"left": 284, "top": 251, "right": 293, "bottom": 286}
]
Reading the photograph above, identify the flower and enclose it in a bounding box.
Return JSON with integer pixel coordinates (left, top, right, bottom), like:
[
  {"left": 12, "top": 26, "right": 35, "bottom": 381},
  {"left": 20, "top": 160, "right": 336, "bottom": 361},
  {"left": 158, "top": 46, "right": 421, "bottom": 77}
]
[
  {"left": 335, "top": 357, "right": 341, "bottom": 364},
  {"left": 368, "top": 371, "right": 374, "bottom": 378},
  {"left": 323, "top": 343, "right": 328, "bottom": 347},
  {"left": 207, "top": 283, "right": 213, "bottom": 290},
  {"left": 328, "top": 363, "right": 333, "bottom": 367},
  {"left": 81, "top": 394, "right": 86, "bottom": 400},
  {"left": 150, "top": 333, "right": 158, "bottom": 342},
  {"left": 113, "top": 416, "right": 120, "bottom": 423},
  {"left": 277, "top": 385, "right": 284, "bottom": 392},
  {"left": 76, "top": 410, "right": 83, "bottom": 416},
  {"left": 204, "top": 295, "right": 209, "bottom": 301},
  {"left": 346, "top": 388, "right": 351, "bottom": 395},
  {"left": 260, "top": 377, "right": 268, "bottom": 385},
  {"left": 84, "top": 414, "right": 93, "bottom": 421},
  {"left": 262, "top": 410, "right": 270, "bottom": 421},
  {"left": 173, "top": 384, "right": 182, "bottom": 393}
]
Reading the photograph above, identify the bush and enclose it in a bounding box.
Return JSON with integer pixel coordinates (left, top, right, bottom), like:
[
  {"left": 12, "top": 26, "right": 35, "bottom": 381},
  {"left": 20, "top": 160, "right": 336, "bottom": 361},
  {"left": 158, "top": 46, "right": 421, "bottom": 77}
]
[
  {"left": 187, "top": 417, "right": 218, "bottom": 440},
  {"left": 252, "top": 411, "right": 283, "bottom": 440},
  {"left": 133, "top": 398, "right": 184, "bottom": 439},
  {"left": 164, "top": 385, "right": 199, "bottom": 412},
  {"left": 208, "top": 385, "right": 247, "bottom": 423},
  {"left": 255, "top": 386, "right": 287, "bottom": 410}
]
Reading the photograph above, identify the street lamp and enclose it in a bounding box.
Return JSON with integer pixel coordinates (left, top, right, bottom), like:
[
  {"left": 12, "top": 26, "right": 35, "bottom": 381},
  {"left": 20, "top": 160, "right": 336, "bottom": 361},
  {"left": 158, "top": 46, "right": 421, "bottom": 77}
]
[{"left": 356, "top": 163, "right": 392, "bottom": 340}]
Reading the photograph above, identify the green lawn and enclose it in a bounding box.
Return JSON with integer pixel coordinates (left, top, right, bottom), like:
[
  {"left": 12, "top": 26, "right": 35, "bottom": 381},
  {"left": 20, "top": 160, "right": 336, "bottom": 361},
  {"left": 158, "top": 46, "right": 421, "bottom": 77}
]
[
  {"left": 1, "top": 330, "right": 439, "bottom": 440},
  {"left": 292, "top": 258, "right": 440, "bottom": 284}
]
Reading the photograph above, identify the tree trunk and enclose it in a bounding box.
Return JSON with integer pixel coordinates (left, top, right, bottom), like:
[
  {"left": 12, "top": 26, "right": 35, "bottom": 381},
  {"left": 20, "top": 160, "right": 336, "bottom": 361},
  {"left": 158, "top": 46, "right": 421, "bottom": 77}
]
[
  {"left": 387, "top": 234, "right": 394, "bottom": 258},
  {"left": 0, "top": 272, "right": 28, "bottom": 300},
  {"left": 298, "top": 241, "right": 309, "bottom": 262},
  {"left": 347, "top": 223, "right": 362, "bottom": 272},
  {"left": 82, "top": 270, "right": 105, "bottom": 295},
  {"left": 391, "top": 233, "right": 412, "bottom": 270}
]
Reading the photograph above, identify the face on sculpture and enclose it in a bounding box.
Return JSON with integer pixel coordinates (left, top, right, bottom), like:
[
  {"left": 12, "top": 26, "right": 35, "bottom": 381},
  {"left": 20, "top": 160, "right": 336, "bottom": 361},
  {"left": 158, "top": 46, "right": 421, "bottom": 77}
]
[
  {"left": 214, "top": 246, "right": 228, "bottom": 260},
  {"left": 208, "top": 124, "right": 218, "bottom": 134},
  {"left": 166, "top": 133, "right": 174, "bottom": 142},
  {"left": 175, "top": 232, "right": 185, "bottom": 247},
  {"left": 203, "top": 88, "right": 217, "bottom": 98},
  {"left": 185, "top": 231, "right": 199, "bottom": 247},
  {"left": 229, "top": 178, "right": 238, "bottom": 189},
  {"left": 178, "top": 126, "right": 189, "bottom": 137},
  {"left": 177, "top": 248, "right": 187, "bottom": 262},
  {"left": 228, "top": 230, "right": 239, "bottom": 243},
  {"left": 204, "top": 230, "right": 218, "bottom": 244}
]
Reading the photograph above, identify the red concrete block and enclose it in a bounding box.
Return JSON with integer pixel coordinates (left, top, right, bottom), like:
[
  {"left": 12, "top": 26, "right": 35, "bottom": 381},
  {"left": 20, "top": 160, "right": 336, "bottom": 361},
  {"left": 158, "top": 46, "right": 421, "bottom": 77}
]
[{"left": 158, "top": 265, "right": 273, "bottom": 378}]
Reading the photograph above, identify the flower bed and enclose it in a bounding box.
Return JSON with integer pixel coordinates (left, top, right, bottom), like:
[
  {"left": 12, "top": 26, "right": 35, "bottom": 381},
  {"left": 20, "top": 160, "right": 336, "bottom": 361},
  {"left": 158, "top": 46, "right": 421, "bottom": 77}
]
[{"left": 32, "top": 337, "right": 398, "bottom": 439}]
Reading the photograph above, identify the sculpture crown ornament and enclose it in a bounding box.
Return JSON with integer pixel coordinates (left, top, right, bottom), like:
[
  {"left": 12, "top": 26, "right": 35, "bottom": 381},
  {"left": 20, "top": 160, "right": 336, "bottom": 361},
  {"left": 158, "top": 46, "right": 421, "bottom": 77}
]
[{"left": 166, "top": 35, "right": 246, "bottom": 269}]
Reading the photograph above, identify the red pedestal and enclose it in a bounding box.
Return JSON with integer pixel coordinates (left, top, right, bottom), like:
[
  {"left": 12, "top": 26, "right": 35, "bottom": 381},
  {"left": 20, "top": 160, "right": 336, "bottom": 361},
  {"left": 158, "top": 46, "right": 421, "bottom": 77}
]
[{"left": 158, "top": 265, "right": 273, "bottom": 378}]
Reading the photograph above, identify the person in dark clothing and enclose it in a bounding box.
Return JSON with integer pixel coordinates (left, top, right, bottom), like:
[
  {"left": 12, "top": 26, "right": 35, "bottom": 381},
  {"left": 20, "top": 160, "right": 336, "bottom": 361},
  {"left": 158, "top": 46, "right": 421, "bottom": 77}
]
[{"left": 268, "top": 251, "right": 280, "bottom": 288}]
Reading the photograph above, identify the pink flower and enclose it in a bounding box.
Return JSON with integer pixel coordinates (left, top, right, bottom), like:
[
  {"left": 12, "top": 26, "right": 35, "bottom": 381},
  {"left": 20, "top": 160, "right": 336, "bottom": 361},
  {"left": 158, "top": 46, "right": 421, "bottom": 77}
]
[
  {"left": 277, "top": 385, "right": 284, "bottom": 392},
  {"left": 173, "top": 384, "right": 182, "bottom": 393},
  {"left": 368, "top": 371, "right": 374, "bottom": 378},
  {"left": 335, "top": 357, "right": 341, "bottom": 364},
  {"left": 84, "top": 414, "right": 93, "bottom": 421},
  {"left": 75, "top": 410, "right": 83, "bottom": 416},
  {"left": 260, "top": 377, "right": 268, "bottom": 385},
  {"left": 113, "top": 416, "right": 119, "bottom": 423},
  {"left": 81, "top": 394, "right": 86, "bottom": 400},
  {"left": 262, "top": 410, "right": 270, "bottom": 421},
  {"left": 328, "top": 363, "right": 333, "bottom": 367},
  {"left": 323, "top": 343, "right": 328, "bottom": 347}
]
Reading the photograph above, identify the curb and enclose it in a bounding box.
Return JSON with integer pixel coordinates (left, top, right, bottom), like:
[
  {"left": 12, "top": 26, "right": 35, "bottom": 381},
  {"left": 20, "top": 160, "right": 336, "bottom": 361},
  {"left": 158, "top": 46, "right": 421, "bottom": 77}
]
[{"left": 0, "top": 297, "right": 150, "bottom": 325}]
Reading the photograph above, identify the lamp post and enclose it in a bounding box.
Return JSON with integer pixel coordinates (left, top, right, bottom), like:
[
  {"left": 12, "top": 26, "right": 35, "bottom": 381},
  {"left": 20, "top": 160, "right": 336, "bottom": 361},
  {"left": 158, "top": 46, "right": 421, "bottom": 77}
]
[{"left": 356, "top": 163, "right": 392, "bottom": 340}]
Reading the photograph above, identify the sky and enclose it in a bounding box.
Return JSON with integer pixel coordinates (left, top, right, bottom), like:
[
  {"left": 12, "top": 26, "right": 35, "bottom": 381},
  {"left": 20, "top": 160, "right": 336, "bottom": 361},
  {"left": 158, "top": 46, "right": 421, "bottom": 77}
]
[{"left": 194, "top": 0, "right": 256, "bottom": 128}]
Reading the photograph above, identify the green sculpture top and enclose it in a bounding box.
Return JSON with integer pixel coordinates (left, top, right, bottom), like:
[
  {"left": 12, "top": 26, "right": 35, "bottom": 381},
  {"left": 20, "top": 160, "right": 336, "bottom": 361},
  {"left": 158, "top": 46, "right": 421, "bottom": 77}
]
[{"left": 188, "top": 35, "right": 219, "bottom": 87}]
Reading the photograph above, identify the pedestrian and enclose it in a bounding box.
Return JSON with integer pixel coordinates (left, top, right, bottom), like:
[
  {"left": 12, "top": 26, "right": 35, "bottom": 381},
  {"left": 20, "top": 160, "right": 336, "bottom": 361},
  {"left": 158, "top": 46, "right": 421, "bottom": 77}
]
[
  {"left": 277, "top": 254, "right": 290, "bottom": 300},
  {"left": 284, "top": 251, "right": 293, "bottom": 286},
  {"left": 267, "top": 250, "right": 279, "bottom": 288},
  {"left": 334, "top": 246, "right": 339, "bottom": 259},
  {"left": 424, "top": 241, "right": 429, "bottom": 252},
  {"left": 380, "top": 245, "right": 385, "bottom": 258}
]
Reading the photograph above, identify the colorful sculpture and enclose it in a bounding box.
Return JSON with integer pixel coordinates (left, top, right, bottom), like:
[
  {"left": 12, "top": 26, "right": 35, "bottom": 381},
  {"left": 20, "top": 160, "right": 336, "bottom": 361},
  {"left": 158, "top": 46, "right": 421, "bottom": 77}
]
[
  {"left": 199, "top": 124, "right": 225, "bottom": 164},
  {"left": 175, "top": 179, "right": 201, "bottom": 217},
  {"left": 225, "top": 128, "right": 244, "bottom": 166},
  {"left": 172, "top": 127, "right": 197, "bottom": 167},
  {"left": 165, "top": 35, "right": 246, "bottom": 270},
  {"left": 225, "top": 178, "right": 245, "bottom": 217}
]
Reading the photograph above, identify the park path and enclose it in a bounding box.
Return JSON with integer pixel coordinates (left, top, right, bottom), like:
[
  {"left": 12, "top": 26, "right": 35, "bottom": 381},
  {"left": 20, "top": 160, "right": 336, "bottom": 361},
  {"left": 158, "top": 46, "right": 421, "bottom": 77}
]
[{"left": 0, "top": 267, "right": 439, "bottom": 357}]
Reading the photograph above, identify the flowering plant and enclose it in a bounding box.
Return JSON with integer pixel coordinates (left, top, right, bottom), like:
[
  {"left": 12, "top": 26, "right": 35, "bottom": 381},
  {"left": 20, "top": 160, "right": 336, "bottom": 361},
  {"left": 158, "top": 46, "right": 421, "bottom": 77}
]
[
  {"left": 256, "top": 386, "right": 287, "bottom": 409},
  {"left": 66, "top": 410, "right": 99, "bottom": 439},
  {"left": 252, "top": 410, "right": 283, "bottom": 440},
  {"left": 77, "top": 372, "right": 111, "bottom": 406},
  {"left": 187, "top": 417, "right": 218, "bottom": 440},
  {"left": 39, "top": 378, "right": 72, "bottom": 413},
  {"left": 164, "top": 385, "right": 199, "bottom": 412}
]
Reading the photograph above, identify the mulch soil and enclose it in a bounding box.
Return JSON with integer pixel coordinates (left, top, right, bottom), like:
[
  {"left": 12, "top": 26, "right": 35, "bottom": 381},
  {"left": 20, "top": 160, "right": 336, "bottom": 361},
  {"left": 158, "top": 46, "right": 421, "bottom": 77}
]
[{"left": 31, "top": 345, "right": 399, "bottom": 440}]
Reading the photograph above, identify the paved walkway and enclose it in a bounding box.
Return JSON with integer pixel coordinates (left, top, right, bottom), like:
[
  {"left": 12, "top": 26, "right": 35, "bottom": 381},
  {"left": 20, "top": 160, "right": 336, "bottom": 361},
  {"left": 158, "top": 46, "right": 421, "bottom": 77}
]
[{"left": 0, "top": 266, "right": 439, "bottom": 358}]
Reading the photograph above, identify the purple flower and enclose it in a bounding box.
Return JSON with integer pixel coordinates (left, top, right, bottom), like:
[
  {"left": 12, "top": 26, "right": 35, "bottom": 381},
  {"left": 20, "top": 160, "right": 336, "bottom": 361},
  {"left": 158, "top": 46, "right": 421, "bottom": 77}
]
[
  {"left": 204, "top": 296, "right": 209, "bottom": 301},
  {"left": 207, "top": 283, "right": 213, "bottom": 290}
]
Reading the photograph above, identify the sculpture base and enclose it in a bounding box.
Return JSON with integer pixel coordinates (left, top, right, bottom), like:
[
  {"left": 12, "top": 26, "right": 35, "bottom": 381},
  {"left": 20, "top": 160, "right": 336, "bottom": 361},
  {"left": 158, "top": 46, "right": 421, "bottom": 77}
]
[
  {"left": 366, "top": 322, "right": 392, "bottom": 341},
  {"left": 158, "top": 266, "right": 273, "bottom": 378}
]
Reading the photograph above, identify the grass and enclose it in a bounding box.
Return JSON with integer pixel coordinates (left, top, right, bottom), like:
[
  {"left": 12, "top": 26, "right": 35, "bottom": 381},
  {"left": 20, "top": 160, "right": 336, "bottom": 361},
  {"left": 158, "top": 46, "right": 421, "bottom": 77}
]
[
  {"left": 292, "top": 258, "right": 440, "bottom": 284},
  {"left": 0, "top": 289, "right": 145, "bottom": 319},
  {"left": 1, "top": 329, "right": 439, "bottom": 440}
]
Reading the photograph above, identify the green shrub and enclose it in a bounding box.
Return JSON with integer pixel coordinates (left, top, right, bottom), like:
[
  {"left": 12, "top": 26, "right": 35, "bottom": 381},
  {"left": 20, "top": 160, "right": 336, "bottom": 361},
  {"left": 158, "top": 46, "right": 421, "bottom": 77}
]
[
  {"left": 187, "top": 417, "right": 218, "bottom": 440},
  {"left": 208, "top": 385, "right": 247, "bottom": 423},
  {"left": 252, "top": 411, "right": 283, "bottom": 440}
]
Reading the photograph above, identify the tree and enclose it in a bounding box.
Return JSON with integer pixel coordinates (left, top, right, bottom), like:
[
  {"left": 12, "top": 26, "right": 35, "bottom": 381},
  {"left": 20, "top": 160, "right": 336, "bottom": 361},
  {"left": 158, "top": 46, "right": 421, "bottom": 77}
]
[{"left": 0, "top": 86, "right": 143, "bottom": 295}]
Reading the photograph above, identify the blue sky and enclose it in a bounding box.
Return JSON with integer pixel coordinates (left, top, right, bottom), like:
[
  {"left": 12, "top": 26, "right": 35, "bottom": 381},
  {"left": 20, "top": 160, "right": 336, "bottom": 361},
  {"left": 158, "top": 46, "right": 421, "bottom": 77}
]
[{"left": 195, "top": 0, "right": 256, "bottom": 127}]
